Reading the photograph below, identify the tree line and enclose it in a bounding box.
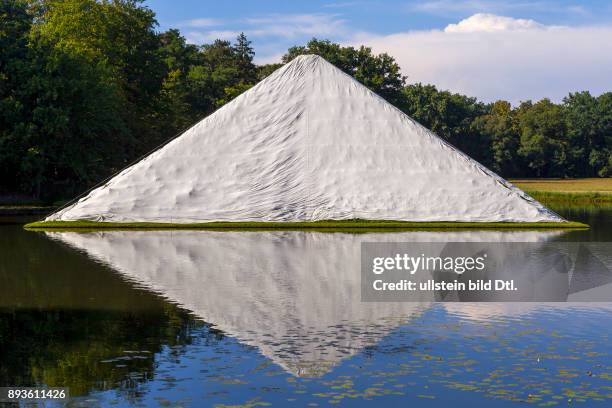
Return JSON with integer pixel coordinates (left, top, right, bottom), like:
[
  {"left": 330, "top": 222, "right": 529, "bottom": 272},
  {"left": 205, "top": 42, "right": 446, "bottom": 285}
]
[{"left": 1, "top": 0, "right": 611, "bottom": 203}]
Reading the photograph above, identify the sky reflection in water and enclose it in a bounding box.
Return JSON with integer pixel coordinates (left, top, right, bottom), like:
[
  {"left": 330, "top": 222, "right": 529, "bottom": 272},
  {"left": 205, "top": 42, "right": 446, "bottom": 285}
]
[{"left": 1, "top": 210, "right": 612, "bottom": 407}]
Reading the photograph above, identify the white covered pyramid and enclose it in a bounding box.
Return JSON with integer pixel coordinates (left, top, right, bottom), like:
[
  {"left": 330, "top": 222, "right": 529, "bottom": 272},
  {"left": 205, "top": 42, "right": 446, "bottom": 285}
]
[{"left": 47, "top": 55, "right": 563, "bottom": 223}]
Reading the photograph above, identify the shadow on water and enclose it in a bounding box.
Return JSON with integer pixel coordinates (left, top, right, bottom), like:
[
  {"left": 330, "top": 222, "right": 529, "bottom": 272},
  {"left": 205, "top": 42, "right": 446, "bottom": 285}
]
[{"left": 0, "top": 211, "right": 611, "bottom": 407}]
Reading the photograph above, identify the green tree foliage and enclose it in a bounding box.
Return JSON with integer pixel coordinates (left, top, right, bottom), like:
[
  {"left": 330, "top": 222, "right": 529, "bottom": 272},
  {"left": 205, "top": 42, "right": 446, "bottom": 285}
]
[
  {"left": 176, "top": 35, "right": 258, "bottom": 114},
  {"left": 595, "top": 93, "right": 612, "bottom": 176},
  {"left": 257, "top": 63, "right": 283, "bottom": 81},
  {"left": 564, "top": 91, "right": 612, "bottom": 177},
  {"left": 152, "top": 29, "right": 198, "bottom": 135},
  {"left": 401, "top": 83, "right": 491, "bottom": 166},
  {"left": 471, "top": 101, "right": 522, "bottom": 176},
  {"left": 0, "top": 0, "right": 34, "bottom": 195},
  {"left": 516, "top": 99, "right": 568, "bottom": 177},
  {"left": 1, "top": 0, "right": 126, "bottom": 199},
  {"left": 33, "top": 0, "right": 166, "bottom": 149},
  {"left": 234, "top": 32, "right": 256, "bottom": 84}
]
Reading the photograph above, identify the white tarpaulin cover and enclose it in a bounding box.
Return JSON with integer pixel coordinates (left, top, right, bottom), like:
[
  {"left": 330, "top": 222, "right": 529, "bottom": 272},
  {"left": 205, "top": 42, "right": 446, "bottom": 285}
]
[{"left": 46, "top": 55, "right": 563, "bottom": 223}]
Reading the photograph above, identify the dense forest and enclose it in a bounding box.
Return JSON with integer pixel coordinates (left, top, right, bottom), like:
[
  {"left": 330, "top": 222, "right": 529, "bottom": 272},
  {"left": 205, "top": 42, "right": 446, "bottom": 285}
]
[{"left": 1, "top": 0, "right": 611, "bottom": 203}]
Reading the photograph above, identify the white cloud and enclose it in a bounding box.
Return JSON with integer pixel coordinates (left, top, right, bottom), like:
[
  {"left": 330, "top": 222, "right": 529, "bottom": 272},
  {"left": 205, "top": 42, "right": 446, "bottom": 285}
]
[
  {"left": 243, "top": 13, "right": 349, "bottom": 39},
  {"left": 186, "top": 13, "right": 349, "bottom": 42},
  {"left": 185, "top": 30, "right": 240, "bottom": 44},
  {"left": 184, "top": 13, "right": 349, "bottom": 56},
  {"left": 181, "top": 18, "right": 223, "bottom": 28},
  {"left": 354, "top": 14, "right": 612, "bottom": 103},
  {"left": 323, "top": 1, "right": 367, "bottom": 8},
  {"left": 444, "top": 13, "right": 543, "bottom": 32},
  {"left": 177, "top": 11, "right": 611, "bottom": 103},
  {"left": 407, "top": 0, "right": 574, "bottom": 16}
]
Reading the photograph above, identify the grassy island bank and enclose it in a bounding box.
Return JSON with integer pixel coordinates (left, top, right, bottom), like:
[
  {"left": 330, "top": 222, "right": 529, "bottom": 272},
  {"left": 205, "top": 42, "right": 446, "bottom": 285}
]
[{"left": 24, "top": 220, "right": 588, "bottom": 231}]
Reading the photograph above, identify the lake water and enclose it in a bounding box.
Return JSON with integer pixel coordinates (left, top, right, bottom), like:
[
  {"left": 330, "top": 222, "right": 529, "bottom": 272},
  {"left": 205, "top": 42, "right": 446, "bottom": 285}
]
[{"left": 2, "top": 209, "right": 612, "bottom": 407}]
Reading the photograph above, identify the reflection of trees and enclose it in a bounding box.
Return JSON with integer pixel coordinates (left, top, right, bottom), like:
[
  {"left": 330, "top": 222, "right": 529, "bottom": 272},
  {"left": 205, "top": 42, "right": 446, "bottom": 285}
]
[
  {"left": 0, "top": 224, "right": 225, "bottom": 397},
  {"left": 0, "top": 308, "right": 167, "bottom": 393},
  {"left": 0, "top": 305, "right": 210, "bottom": 396}
]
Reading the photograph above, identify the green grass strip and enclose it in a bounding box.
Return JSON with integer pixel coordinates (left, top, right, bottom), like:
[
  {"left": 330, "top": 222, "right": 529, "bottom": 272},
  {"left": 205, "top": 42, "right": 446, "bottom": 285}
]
[
  {"left": 526, "top": 191, "right": 612, "bottom": 206},
  {"left": 24, "top": 219, "right": 588, "bottom": 231}
]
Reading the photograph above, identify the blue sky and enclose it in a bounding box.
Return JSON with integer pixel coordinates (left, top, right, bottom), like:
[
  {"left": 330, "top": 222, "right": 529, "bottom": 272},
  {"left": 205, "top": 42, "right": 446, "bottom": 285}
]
[{"left": 144, "top": 0, "right": 612, "bottom": 103}]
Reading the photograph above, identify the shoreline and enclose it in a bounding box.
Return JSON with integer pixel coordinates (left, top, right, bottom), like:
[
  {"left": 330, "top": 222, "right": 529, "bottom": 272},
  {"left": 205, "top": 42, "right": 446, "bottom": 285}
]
[{"left": 24, "top": 220, "right": 588, "bottom": 231}]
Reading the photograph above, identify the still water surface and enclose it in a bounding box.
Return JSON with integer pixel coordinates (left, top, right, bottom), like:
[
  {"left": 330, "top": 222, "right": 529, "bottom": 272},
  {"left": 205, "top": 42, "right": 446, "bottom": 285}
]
[{"left": 1, "top": 209, "right": 612, "bottom": 407}]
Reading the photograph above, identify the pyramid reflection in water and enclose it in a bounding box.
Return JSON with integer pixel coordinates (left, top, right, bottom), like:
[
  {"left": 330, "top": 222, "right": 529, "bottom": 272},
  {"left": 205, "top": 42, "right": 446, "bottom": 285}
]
[{"left": 47, "top": 230, "right": 565, "bottom": 377}]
